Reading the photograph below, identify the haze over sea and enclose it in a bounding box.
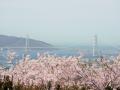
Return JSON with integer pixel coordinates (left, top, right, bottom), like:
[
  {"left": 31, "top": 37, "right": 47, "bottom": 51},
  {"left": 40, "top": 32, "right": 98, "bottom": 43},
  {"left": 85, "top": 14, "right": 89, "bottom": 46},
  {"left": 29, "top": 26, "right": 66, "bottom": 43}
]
[{"left": 0, "top": 0, "right": 120, "bottom": 46}]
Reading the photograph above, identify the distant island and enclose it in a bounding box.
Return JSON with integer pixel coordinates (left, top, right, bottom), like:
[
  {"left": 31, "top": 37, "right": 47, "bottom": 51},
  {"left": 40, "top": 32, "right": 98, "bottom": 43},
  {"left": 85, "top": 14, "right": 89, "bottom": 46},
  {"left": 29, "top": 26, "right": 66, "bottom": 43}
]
[{"left": 0, "top": 35, "right": 52, "bottom": 47}]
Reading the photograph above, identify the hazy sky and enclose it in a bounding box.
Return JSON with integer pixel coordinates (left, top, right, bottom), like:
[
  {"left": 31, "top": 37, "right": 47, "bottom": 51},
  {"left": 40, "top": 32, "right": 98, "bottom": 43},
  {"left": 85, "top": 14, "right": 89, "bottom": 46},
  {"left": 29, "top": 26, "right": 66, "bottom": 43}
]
[{"left": 0, "top": 0, "right": 120, "bottom": 46}]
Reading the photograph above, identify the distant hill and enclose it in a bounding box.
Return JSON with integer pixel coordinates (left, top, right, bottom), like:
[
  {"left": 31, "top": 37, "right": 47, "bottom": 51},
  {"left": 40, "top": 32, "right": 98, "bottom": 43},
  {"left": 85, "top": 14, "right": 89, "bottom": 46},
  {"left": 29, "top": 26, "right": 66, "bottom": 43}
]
[{"left": 0, "top": 35, "right": 52, "bottom": 47}]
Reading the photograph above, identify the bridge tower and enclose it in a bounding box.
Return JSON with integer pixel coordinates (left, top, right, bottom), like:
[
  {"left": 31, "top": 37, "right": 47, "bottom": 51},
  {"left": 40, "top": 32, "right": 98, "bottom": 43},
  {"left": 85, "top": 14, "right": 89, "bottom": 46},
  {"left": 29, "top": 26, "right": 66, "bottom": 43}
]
[
  {"left": 92, "top": 35, "right": 98, "bottom": 57},
  {"left": 25, "top": 35, "right": 29, "bottom": 56}
]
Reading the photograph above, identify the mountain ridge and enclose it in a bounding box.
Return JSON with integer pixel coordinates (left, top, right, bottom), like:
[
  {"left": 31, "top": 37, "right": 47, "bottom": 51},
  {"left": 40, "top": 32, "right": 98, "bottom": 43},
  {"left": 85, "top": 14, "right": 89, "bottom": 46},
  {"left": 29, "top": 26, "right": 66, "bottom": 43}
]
[{"left": 0, "top": 35, "right": 52, "bottom": 47}]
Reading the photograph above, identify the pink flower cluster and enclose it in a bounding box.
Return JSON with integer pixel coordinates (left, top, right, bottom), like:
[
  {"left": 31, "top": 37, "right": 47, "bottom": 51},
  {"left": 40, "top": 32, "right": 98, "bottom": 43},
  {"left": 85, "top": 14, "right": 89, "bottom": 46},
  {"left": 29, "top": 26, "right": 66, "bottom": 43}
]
[{"left": 0, "top": 54, "right": 120, "bottom": 89}]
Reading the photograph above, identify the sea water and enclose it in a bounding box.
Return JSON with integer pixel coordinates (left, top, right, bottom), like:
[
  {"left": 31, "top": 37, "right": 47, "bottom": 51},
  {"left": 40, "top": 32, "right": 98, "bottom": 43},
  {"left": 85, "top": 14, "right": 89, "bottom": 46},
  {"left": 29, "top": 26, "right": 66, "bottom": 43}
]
[{"left": 0, "top": 46, "right": 119, "bottom": 67}]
